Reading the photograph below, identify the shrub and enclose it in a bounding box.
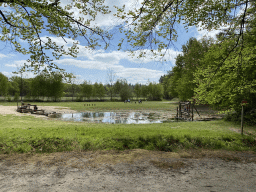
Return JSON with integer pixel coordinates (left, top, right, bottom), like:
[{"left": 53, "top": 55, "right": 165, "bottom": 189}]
[
  {"left": 13, "top": 92, "right": 19, "bottom": 102},
  {"left": 7, "top": 95, "right": 11, "bottom": 102},
  {"left": 244, "top": 108, "right": 256, "bottom": 126},
  {"left": 223, "top": 108, "right": 256, "bottom": 126}
]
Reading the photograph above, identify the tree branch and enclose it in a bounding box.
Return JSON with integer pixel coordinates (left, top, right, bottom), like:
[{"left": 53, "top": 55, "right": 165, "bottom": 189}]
[
  {"left": 130, "top": 0, "right": 149, "bottom": 25},
  {"left": 205, "top": 0, "right": 249, "bottom": 88},
  {"left": 0, "top": 10, "right": 27, "bottom": 28},
  {"left": 20, "top": 4, "right": 49, "bottom": 71}
]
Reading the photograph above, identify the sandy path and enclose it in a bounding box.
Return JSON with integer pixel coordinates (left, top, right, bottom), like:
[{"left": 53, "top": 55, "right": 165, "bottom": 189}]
[
  {"left": 0, "top": 105, "right": 78, "bottom": 119},
  {"left": 0, "top": 149, "right": 255, "bottom": 192}
]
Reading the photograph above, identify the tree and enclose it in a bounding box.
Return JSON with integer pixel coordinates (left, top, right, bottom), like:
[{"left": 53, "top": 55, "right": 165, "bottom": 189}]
[
  {"left": 92, "top": 82, "right": 99, "bottom": 99},
  {"left": 0, "top": 0, "right": 112, "bottom": 76},
  {"left": 30, "top": 74, "right": 48, "bottom": 100},
  {"left": 98, "top": 83, "right": 106, "bottom": 100},
  {"left": 141, "top": 85, "right": 148, "bottom": 100},
  {"left": 192, "top": 16, "right": 256, "bottom": 125},
  {"left": 147, "top": 82, "right": 164, "bottom": 101},
  {"left": 46, "top": 72, "right": 64, "bottom": 102},
  {"left": 92, "top": 82, "right": 105, "bottom": 99},
  {"left": 119, "top": 80, "right": 132, "bottom": 101},
  {"left": 134, "top": 83, "right": 141, "bottom": 100},
  {"left": 196, "top": 41, "right": 255, "bottom": 101},
  {"left": 113, "top": 79, "right": 122, "bottom": 96},
  {"left": 80, "top": 81, "right": 93, "bottom": 100},
  {"left": 113, "top": 79, "right": 132, "bottom": 101},
  {"left": 8, "top": 76, "right": 20, "bottom": 98},
  {"left": 159, "top": 71, "right": 174, "bottom": 99},
  {"left": 163, "top": 37, "right": 214, "bottom": 101},
  {"left": 106, "top": 68, "right": 116, "bottom": 101},
  {"left": 167, "top": 55, "right": 184, "bottom": 98},
  {"left": 65, "top": 73, "right": 77, "bottom": 102},
  {"left": 22, "top": 78, "right": 33, "bottom": 101},
  {"left": 0, "top": 72, "right": 8, "bottom": 98}
]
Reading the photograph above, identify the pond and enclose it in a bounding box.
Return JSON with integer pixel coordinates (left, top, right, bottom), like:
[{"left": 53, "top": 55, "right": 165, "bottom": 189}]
[{"left": 49, "top": 111, "right": 181, "bottom": 124}]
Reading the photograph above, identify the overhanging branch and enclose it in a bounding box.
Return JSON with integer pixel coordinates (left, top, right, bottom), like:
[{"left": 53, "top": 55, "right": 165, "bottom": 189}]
[{"left": 0, "top": 10, "right": 27, "bottom": 29}]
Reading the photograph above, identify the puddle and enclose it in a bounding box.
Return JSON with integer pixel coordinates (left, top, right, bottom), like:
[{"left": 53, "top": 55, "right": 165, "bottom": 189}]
[
  {"left": 49, "top": 112, "right": 175, "bottom": 124},
  {"left": 48, "top": 111, "right": 224, "bottom": 124}
]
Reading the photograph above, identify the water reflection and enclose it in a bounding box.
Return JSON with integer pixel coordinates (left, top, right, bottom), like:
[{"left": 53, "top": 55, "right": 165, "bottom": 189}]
[{"left": 56, "top": 112, "right": 163, "bottom": 124}]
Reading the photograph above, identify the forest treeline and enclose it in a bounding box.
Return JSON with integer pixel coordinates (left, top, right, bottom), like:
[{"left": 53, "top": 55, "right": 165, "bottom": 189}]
[{"left": 0, "top": 72, "right": 165, "bottom": 102}]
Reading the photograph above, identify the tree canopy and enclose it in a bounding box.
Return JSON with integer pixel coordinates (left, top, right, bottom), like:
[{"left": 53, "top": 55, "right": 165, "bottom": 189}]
[
  {"left": 0, "top": 0, "right": 112, "bottom": 76},
  {"left": 159, "top": 15, "right": 256, "bottom": 125},
  {"left": 117, "top": 0, "right": 255, "bottom": 55},
  {"left": 1, "top": 0, "right": 255, "bottom": 77}
]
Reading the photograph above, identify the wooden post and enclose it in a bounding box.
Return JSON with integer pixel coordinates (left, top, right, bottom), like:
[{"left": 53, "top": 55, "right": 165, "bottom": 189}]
[
  {"left": 192, "top": 101, "right": 194, "bottom": 121},
  {"left": 241, "top": 100, "right": 248, "bottom": 135},
  {"left": 241, "top": 105, "right": 244, "bottom": 135},
  {"left": 177, "top": 107, "right": 179, "bottom": 122},
  {"left": 179, "top": 102, "right": 182, "bottom": 119}
]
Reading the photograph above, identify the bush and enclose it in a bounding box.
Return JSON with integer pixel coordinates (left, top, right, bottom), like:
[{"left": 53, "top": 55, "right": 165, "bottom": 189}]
[
  {"left": 223, "top": 111, "right": 240, "bottom": 123},
  {"left": 24, "top": 94, "right": 31, "bottom": 101},
  {"left": 13, "top": 92, "right": 19, "bottom": 102},
  {"left": 223, "top": 108, "right": 256, "bottom": 126},
  {"left": 6, "top": 95, "right": 11, "bottom": 102},
  {"left": 244, "top": 108, "right": 256, "bottom": 126}
]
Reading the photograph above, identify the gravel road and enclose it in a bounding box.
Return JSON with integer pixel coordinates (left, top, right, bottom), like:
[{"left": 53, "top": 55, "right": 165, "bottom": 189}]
[{"left": 0, "top": 149, "right": 255, "bottom": 192}]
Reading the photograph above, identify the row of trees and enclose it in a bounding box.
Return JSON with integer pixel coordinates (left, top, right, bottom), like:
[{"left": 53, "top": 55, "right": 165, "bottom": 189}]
[{"left": 0, "top": 73, "right": 164, "bottom": 102}]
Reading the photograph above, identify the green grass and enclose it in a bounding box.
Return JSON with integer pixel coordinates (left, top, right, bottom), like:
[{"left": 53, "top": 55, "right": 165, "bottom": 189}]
[
  {"left": 0, "top": 107, "right": 255, "bottom": 155},
  {"left": 0, "top": 100, "right": 179, "bottom": 112}
]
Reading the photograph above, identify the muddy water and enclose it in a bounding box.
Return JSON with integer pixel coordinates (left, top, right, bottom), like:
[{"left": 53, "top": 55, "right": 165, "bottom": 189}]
[
  {"left": 49, "top": 111, "right": 224, "bottom": 124},
  {"left": 50, "top": 112, "right": 165, "bottom": 124}
]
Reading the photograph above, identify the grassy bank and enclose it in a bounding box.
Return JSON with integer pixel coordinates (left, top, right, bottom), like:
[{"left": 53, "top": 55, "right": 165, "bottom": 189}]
[{"left": 0, "top": 111, "right": 255, "bottom": 155}]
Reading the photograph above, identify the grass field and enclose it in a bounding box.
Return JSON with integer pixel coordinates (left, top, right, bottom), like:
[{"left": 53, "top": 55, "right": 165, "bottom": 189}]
[
  {"left": 0, "top": 99, "right": 179, "bottom": 111},
  {"left": 0, "top": 99, "right": 255, "bottom": 155}
]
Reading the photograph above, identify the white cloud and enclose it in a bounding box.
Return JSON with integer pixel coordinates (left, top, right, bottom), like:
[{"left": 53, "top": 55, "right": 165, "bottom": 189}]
[
  {"left": 46, "top": 35, "right": 181, "bottom": 65},
  {"left": 0, "top": 53, "right": 8, "bottom": 58},
  {"left": 55, "top": 58, "right": 123, "bottom": 71},
  {"left": 5, "top": 60, "right": 28, "bottom": 68},
  {"left": 0, "top": 71, "right": 36, "bottom": 79},
  {"left": 116, "top": 68, "right": 164, "bottom": 84},
  {"left": 55, "top": 57, "right": 165, "bottom": 84},
  {"left": 57, "top": 0, "right": 144, "bottom": 29},
  {"left": 128, "top": 49, "right": 181, "bottom": 64},
  {"left": 1, "top": 71, "right": 13, "bottom": 77},
  {"left": 0, "top": 53, "right": 15, "bottom": 58},
  {"left": 5, "top": 64, "right": 16, "bottom": 68}
]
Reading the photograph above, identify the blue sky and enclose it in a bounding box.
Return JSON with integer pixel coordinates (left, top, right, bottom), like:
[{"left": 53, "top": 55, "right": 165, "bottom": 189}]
[{"left": 0, "top": 0, "right": 232, "bottom": 85}]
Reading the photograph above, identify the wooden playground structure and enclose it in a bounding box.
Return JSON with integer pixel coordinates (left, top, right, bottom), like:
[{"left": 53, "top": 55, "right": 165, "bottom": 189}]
[
  {"left": 176, "top": 101, "right": 200, "bottom": 121},
  {"left": 17, "top": 102, "right": 45, "bottom": 114}
]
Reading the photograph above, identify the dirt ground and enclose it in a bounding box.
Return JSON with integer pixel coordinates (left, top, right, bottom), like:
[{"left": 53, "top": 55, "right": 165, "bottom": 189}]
[
  {"left": 1, "top": 105, "right": 256, "bottom": 191},
  {"left": 0, "top": 149, "right": 255, "bottom": 192},
  {"left": 0, "top": 105, "right": 78, "bottom": 119}
]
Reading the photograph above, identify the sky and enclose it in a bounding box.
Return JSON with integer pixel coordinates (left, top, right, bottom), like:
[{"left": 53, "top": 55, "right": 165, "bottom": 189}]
[{"left": 0, "top": 0, "right": 235, "bottom": 85}]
